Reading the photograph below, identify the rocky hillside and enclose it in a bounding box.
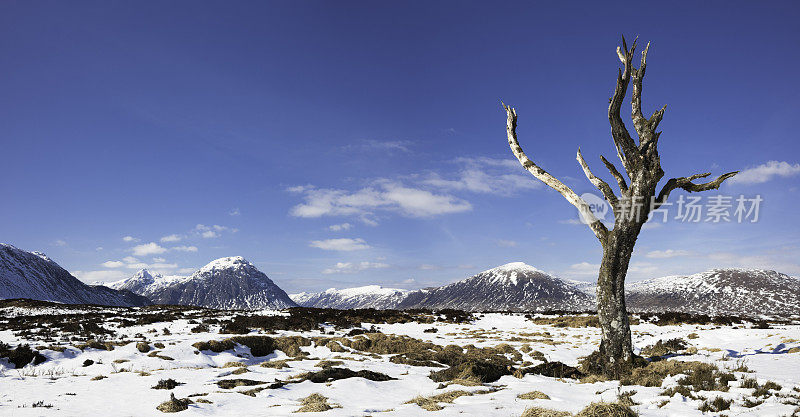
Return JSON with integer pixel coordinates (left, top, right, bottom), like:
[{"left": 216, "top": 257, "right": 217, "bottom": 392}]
[
  {"left": 291, "top": 285, "right": 409, "bottom": 309},
  {"left": 626, "top": 268, "right": 800, "bottom": 316},
  {"left": 0, "top": 243, "right": 151, "bottom": 307}
]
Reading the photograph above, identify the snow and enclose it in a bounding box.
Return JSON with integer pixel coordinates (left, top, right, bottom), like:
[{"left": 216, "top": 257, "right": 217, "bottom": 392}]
[
  {"left": 2, "top": 307, "right": 799, "bottom": 416},
  {"left": 197, "top": 256, "right": 249, "bottom": 274}
]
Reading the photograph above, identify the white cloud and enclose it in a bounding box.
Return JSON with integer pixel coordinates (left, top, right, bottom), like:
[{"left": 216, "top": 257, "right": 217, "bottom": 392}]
[
  {"left": 73, "top": 270, "right": 128, "bottom": 283},
  {"left": 122, "top": 256, "right": 139, "bottom": 264},
  {"left": 309, "top": 238, "right": 371, "bottom": 251},
  {"left": 177, "top": 267, "right": 196, "bottom": 274},
  {"left": 329, "top": 223, "right": 352, "bottom": 232},
  {"left": 122, "top": 236, "right": 139, "bottom": 242},
  {"left": 730, "top": 161, "right": 800, "bottom": 184},
  {"left": 419, "top": 264, "right": 442, "bottom": 270},
  {"left": 131, "top": 242, "right": 167, "bottom": 256},
  {"left": 289, "top": 182, "right": 471, "bottom": 222},
  {"left": 172, "top": 245, "right": 198, "bottom": 252},
  {"left": 53, "top": 239, "right": 67, "bottom": 247},
  {"left": 496, "top": 239, "right": 518, "bottom": 247},
  {"left": 153, "top": 257, "right": 166, "bottom": 263},
  {"left": 95, "top": 247, "right": 104, "bottom": 251},
  {"left": 567, "top": 262, "right": 600, "bottom": 275},
  {"left": 102, "top": 260, "right": 125, "bottom": 268},
  {"left": 160, "top": 234, "right": 182, "bottom": 243},
  {"left": 322, "top": 261, "right": 389, "bottom": 274},
  {"left": 201, "top": 230, "right": 218, "bottom": 238},
  {"left": 646, "top": 249, "right": 692, "bottom": 259},
  {"left": 229, "top": 208, "right": 241, "bottom": 216}
]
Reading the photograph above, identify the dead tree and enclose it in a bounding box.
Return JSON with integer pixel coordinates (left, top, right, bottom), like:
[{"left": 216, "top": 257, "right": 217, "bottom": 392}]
[{"left": 502, "top": 36, "right": 738, "bottom": 376}]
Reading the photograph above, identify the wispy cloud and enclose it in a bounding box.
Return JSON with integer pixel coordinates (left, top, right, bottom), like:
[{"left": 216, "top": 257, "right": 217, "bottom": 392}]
[
  {"left": 229, "top": 208, "right": 241, "bottom": 216},
  {"left": 646, "top": 249, "right": 692, "bottom": 259},
  {"left": 102, "top": 260, "right": 125, "bottom": 268},
  {"left": 346, "top": 139, "right": 413, "bottom": 153},
  {"left": 122, "top": 236, "right": 139, "bottom": 243},
  {"left": 195, "top": 224, "right": 238, "bottom": 239},
  {"left": 322, "top": 261, "right": 389, "bottom": 274},
  {"left": 730, "top": 161, "right": 800, "bottom": 184},
  {"left": 496, "top": 239, "right": 518, "bottom": 247},
  {"left": 172, "top": 245, "right": 198, "bottom": 252},
  {"left": 309, "top": 238, "right": 371, "bottom": 251}
]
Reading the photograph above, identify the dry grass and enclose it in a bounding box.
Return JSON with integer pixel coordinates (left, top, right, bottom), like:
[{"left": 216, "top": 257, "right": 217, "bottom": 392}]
[
  {"left": 260, "top": 359, "right": 290, "bottom": 369},
  {"left": 222, "top": 361, "right": 246, "bottom": 368},
  {"left": 518, "top": 391, "right": 550, "bottom": 400},
  {"left": 529, "top": 316, "right": 599, "bottom": 328},
  {"left": 406, "top": 389, "right": 485, "bottom": 411},
  {"left": 156, "top": 393, "right": 193, "bottom": 413},
  {"left": 315, "top": 359, "right": 344, "bottom": 368},
  {"left": 521, "top": 406, "right": 572, "bottom": 417},
  {"left": 574, "top": 402, "right": 637, "bottom": 417},
  {"left": 294, "top": 393, "right": 340, "bottom": 413},
  {"left": 619, "top": 360, "right": 716, "bottom": 388}
]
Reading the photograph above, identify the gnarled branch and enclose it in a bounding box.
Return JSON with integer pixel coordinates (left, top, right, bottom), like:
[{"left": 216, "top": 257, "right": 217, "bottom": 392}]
[
  {"left": 503, "top": 102, "right": 608, "bottom": 240},
  {"left": 577, "top": 147, "right": 618, "bottom": 207},
  {"left": 655, "top": 171, "right": 739, "bottom": 208},
  {"left": 609, "top": 36, "right": 642, "bottom": 176},
  {"left": 600, "top": 155, "right": 628, "bottom": 194}
]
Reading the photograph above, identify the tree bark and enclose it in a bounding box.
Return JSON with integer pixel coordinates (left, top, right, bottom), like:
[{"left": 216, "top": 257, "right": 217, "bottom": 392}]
[{"left": 593, "top": 225, "right": 639, "bottom": 376}]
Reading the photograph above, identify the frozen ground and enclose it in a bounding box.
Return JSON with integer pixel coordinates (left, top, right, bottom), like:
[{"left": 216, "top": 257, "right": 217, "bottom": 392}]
[{"left": 1, "top": 305, "right": 799, "bottom": 416}]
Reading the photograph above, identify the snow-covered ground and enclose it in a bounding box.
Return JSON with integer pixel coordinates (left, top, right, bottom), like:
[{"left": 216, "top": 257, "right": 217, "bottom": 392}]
[{"left": 1, "top": 307, "right": 799, "bottom": 416}]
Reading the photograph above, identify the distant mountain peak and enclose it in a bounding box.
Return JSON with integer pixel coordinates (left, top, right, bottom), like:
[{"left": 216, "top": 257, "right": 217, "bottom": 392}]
[
  {"left": 485, "top": 262, "right": 544, "bottom": 274},
  {"left": 115, "top": 255, "right": 296, "bottom": 310},
  {"left": 198, "top": 256, "right": 251, "bottom": 273}
]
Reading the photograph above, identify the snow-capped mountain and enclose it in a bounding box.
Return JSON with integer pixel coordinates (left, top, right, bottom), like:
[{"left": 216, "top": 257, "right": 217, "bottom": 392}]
[
  {"left": 396, "top": 262, "right": 594, "bottom": 311},
  {"left": 626, "top": 268, "right": 800, "bottom": 316},
  {"left": 291, "top": 285, "right": 409, "bottom": 309},
  {"left": 0, "top": 243, "right": 151, "bottom": 306},
  {"left": 114, "top": 257, "right": 297, "bottom": 310}
]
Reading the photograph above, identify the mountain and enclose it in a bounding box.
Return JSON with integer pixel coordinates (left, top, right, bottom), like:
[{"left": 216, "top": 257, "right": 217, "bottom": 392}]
[
  {"left": 291, "top": 285, "right": 409, "bottom": 309},
  {"left": 626, "top": 268, "right": 800, "bottom": 316},
  {"left": 114, "top": 257, "right": 297, "bottom": 310},
  {"left": 0, "top": 243, "right": 151, "bottom": 307},
  {"left": 397, "top": 262, "right": 594, "bottom": 311}
]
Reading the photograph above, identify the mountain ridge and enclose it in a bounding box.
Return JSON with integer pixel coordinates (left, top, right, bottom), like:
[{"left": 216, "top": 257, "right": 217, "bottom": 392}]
[{"left": 0, "top": 243, "right": 151, "bottom": 307}]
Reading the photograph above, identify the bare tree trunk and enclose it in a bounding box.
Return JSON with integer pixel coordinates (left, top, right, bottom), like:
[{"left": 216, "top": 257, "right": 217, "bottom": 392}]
[
  {"left": 503, "top": 36, "right": 738, "bottom": 378},
  {"left": 593, "top": 225, "right": 639, "bottom": 375}
]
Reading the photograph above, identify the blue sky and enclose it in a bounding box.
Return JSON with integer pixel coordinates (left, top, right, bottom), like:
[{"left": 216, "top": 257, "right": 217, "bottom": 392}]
[{"left": 1, "top": 1, "right": 799, "bottom": 293}]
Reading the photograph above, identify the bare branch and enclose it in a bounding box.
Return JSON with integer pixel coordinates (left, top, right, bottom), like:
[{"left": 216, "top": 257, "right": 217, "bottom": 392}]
[
  {"left": 502, "top": 102, "right": 608, "bottom": 240},
  {"left": 600, "top": 155, "right": 628, "bottom": 193},
  {"left": 608, "top": 35, "right": 641, "bottom": 176},
  {"left": 577, "top": 147, "right": 619, "bottom": 207},
  {"left": 655, "top": 171, "right": 739, "bottom": 208},
  {"left": 631, "top": 42, "right": 650, "bottom": 143}
]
